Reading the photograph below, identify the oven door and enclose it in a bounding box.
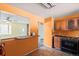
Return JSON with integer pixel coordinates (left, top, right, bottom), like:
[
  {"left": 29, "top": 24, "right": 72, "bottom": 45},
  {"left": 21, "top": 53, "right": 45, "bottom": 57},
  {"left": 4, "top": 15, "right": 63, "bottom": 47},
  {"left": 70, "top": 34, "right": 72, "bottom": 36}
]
[
  {"left": 62, "top": 40, "right": 77, "bottom": 50},
  {"left": 61, "top": 38, "right": 78, "bottom": 54}
]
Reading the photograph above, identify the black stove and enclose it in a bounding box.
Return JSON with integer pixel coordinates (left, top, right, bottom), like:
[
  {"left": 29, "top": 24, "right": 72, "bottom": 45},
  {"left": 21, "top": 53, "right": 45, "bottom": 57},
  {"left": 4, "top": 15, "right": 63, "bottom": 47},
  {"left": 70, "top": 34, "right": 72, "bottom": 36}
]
[{"left": 60, "top": 36, "right": 79, "bottom": 55}]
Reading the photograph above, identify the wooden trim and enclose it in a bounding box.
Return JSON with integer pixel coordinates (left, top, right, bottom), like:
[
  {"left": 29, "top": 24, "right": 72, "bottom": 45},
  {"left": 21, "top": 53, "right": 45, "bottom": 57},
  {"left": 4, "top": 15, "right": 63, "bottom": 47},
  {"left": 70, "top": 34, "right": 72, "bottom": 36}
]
[
  {"left": 44, "top": 44, "right": 52, "bottom": 48},
  {"left": 24, "top": 48, "right": 38, "bottom": 56}
]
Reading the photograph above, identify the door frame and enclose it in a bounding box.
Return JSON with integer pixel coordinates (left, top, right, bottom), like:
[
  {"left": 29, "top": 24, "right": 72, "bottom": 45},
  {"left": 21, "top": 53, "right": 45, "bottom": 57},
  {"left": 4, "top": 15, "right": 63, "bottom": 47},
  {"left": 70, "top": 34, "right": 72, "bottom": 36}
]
[{"left": 38, "top": 22, "right": 44, "bottom": 48}]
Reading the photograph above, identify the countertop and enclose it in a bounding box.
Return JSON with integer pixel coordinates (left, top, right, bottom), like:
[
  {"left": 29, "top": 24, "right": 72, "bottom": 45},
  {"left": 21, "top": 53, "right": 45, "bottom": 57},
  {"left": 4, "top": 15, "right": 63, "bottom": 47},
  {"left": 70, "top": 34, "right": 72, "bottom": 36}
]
[
  {"left": 54, "top": 34, "right": 79, "bottom": 41},
  {"left": 54, "top": 30, "right": 79, "bottom": 38},
  {"left": 55, "top": 34, "right": 79, "bottom": 38},
  {"left": 0, "top": 35, "right": 37, "bottom": 42}
]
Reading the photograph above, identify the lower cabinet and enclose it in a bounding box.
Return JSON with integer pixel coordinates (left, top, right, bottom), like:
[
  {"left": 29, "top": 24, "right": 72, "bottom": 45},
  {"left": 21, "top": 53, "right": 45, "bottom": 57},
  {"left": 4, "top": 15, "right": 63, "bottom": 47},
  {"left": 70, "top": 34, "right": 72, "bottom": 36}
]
[
  {"left": 54, "top": 36, "right": 61, "bottom": 49},
  {"left": 4, "top": 39, "right": 16, "bottom": 56},
  {"left": 0, "top": 37, "right": 38, "bottom": 56},
  {"left": 2, "top": 36, "right": 38, "bottom": 56},
  {"left": 15, "top": 39, "right": 27, "bottom": 56},
  {"left": 4, "top": 39, "right": 29, "bottom": 56}
]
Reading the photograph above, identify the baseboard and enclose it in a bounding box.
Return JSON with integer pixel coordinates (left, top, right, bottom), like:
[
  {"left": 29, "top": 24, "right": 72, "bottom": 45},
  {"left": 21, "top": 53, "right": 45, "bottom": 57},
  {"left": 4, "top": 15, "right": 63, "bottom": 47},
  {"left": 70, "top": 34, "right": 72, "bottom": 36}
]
[
  {"left": 44, "top": 44, "right": 52, "bottom": 48},
  {"left": 24, "top": 48, "right": 38, "bottom": 56}
]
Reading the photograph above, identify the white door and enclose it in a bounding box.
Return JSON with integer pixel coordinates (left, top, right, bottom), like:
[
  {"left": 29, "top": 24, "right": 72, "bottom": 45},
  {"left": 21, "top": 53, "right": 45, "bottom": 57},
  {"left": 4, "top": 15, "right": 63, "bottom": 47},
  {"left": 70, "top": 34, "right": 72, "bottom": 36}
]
[{"left": 38, "top": 23, "right": 44, "bottom": 48}]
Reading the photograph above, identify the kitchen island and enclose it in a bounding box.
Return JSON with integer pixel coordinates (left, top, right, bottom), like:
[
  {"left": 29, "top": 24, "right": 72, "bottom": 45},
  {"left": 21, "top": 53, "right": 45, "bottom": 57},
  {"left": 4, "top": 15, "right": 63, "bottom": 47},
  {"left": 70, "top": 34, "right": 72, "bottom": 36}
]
[{"left": 0, "top": 36, "right": 38, "bottom": 56}]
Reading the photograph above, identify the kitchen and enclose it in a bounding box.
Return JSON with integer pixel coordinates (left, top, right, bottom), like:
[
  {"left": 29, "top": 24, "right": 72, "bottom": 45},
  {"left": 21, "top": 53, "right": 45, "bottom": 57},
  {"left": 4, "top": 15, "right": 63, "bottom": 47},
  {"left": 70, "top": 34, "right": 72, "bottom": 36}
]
[{"left": 0, "top": 3, "right": 79, "bottom": 56}]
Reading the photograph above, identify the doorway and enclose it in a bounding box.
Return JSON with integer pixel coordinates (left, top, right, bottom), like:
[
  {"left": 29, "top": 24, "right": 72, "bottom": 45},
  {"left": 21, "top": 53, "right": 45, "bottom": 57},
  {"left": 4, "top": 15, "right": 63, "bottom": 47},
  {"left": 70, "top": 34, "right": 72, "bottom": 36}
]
[{"left": 38, "top": 23, "right": 44, "bottom": 48}]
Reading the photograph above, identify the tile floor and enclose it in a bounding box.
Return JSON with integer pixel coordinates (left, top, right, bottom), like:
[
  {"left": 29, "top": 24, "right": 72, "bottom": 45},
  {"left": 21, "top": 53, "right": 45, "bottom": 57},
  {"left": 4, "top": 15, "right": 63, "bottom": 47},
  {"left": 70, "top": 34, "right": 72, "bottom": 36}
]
[{"left": 27, "top": 46, "right": 75, "bottom": 56}]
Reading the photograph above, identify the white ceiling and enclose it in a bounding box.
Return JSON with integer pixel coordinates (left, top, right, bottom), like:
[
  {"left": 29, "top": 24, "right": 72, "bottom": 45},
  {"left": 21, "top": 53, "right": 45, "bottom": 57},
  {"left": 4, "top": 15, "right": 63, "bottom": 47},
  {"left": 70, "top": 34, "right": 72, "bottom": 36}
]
[{"left": 9, "top": 3, "right": 79, "bottom": 18}]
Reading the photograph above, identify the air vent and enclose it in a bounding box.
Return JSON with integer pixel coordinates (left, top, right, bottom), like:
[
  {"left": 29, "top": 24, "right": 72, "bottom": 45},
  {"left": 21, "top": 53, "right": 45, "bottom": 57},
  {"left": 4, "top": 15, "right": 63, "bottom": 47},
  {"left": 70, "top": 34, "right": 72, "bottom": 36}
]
[{"left": 41, "top": 3, "right": 56, "bottom": 9}]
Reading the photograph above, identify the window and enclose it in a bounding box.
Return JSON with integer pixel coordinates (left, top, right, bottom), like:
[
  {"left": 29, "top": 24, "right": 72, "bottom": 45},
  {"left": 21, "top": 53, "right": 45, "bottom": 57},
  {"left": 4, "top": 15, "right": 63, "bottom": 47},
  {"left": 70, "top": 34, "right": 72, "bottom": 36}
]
[{"left": 0, "top": 23, "right": 11, "bottom": 35}]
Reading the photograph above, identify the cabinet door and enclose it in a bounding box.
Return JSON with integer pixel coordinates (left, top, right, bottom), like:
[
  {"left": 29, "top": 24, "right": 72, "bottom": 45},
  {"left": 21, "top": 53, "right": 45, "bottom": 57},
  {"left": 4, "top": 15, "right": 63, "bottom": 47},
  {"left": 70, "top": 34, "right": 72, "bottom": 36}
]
[
  {"left": 55, "top": 20, "right": 67, "bottom": 30},
  {"left": 15, "top": 39, "right": 28, "bottom": 56},
  {"left": 54, "top": 36, "right": 61, "bottom": 49},
  {"left": 77, "top": 19, "right": 79, "bottom": 29},
  {"left": 4, "top": 39, "right": 16, "bottom": 56},
  {"left": 61, "top": 20, "right": 67, "bottom": 30},
  {"left": 68, "top": 19, "right": 75, "bottom": 30},
  {"left": 55, "top": 20, "right": 61, "bottom": 30}
]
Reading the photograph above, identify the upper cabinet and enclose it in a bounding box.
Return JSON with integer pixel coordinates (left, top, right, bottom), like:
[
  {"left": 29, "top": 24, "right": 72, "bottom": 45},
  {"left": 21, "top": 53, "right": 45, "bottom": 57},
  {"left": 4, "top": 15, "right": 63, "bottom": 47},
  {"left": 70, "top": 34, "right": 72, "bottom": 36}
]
[
  {"left": 55, "top": 16, "right": 79, "bottom": 31},
  {"left": 67, "top": 18, "right": 79, "bottom": 30},
  {"left": 54, "top": 19, "right": 67, "bottom": 30},
  {"left": 68, "top": 19, "right": 75, "bottom": 30},
  {"left": 76, "top": 18, "right": 79, "bottom": 29},
  {"left": 54, "top": 20, "right": 61, "bottom": 30},
  {"left": 77, "top": 19, "right": 79, "bottom": 27}
]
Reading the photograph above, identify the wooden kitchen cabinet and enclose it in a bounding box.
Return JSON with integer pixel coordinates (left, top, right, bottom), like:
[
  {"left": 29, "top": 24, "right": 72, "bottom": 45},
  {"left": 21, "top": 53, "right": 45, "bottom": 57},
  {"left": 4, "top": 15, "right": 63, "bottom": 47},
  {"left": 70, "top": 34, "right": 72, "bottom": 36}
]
[
  {"left": 14, "top": 36, "right": 37, "bottom": 56},
  {"left": 15, "top": 39, "right": 26, "bottom": 56},
  {"left": 54, "top": 19, "right": 67, "bottom": 30},
  {"left": 3, "top": 38, "right": 31, "bottom": 56},
  {"left": 67, "top": 19, "right": 75, "bottom": 30},
  {"left": 3, "top": 39, "right": 16, "bottom": 56},
  {"left": 54, "top": 36, "right": 61, "bottom": 49},
  {"left": 55, "top": 17, "right": 79, "bottom": 30},
  {"left": 67, "top": 18, "right": 79, "bottom": 30},
  {"left": 61, "top": 20, "right": 67, "bottom": 30},
  {"left": 1, "top": 36, "right": 37, "bottom": 56},
  {"left": 76, "top": 18, "right": 79, "bottom": 29},
  {"left": 77, "top": 19, "right": 79, "bottom": 27},
  {"left": 54, "top": 20, "right": 62, "bottom": 30}
]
